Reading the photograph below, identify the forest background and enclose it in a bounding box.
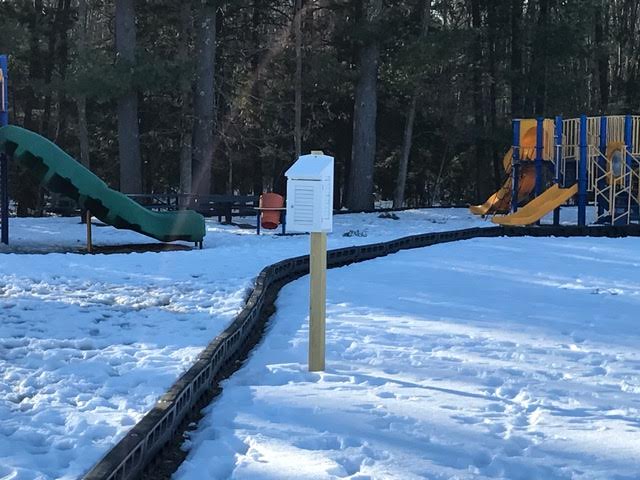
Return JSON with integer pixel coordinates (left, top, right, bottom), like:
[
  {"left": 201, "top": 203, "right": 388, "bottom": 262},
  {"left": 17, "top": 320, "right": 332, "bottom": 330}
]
[{"left": 0, "top": 0, "right": 638, "bottom": 213}]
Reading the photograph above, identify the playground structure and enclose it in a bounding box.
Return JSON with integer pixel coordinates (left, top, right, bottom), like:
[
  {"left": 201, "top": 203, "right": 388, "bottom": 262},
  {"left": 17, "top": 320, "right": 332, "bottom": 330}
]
[
  {"left": 470, "top": 115, "right": 640, "bottom": 226},
  {"left": 0, "top": 54, "right": 206, "bottom": 247}
]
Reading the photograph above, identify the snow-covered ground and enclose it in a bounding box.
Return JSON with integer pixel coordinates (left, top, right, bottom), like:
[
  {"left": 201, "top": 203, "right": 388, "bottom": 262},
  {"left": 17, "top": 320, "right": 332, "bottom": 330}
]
[
  {"left": 0, "top": 209, "right": 488, "bottom": 480},
  {"left": 175, "top": 236, "right": 640, "bottom": 480}
]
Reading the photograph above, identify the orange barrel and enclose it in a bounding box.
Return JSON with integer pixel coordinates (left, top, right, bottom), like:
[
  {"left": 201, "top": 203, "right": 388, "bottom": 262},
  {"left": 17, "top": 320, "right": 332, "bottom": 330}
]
[{"left": 260, "top": 193, "right": 284, "bottom": 229}]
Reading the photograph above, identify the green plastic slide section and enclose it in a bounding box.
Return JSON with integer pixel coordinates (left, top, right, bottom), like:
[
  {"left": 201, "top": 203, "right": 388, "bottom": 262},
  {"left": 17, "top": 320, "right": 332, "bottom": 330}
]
[{"left": 0, "top": 125, "right": 205, "bottom": 243}]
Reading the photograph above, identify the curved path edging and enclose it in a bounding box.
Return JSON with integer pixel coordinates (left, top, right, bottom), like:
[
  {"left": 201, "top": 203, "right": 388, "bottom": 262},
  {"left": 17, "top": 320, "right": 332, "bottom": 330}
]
[{"left": 83, "top": 224, "right": 640, "bottom": 480}]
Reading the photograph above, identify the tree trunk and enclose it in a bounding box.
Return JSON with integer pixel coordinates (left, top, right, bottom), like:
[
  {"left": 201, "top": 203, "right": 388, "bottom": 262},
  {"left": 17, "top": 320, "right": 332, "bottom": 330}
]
[
  {"left": 23, "top": 0, "right": 44, "bottom": 132},
  {"left": 17, "top": 0, "right": 44, "bottom": 217},
  {"left": 613, "top": 0, "right": 639, "bottom": 106},
  {"left": 42, "top": 0, "right": 65, "bottom": 138},
  {"left": 115, "top": 0, "right": 142, "bottom": 193},
  {"left": 76, "top": 0, "right": 90, "bottom": 169},
  {"left": 54, "top": 0, "right": 72, "bottom": 142},
  {"left": 594, "top": 0, "right": 610, "bottom": 112},
  {"left": 347, "top": 0, "right": 382, "bottom": 211},
  {"left": 510, "top": 0, "right": 523, "bottom": 117},
  {"left": 394, "top": 0, "right": 430, "bottom": 208},
  {"left": 226, "top": 141, "right": 234, "bottom": 195},
  {"left": 441, "top": 0, "right": 449, "bottom": 28},
  {"left": 486, "top": 0, "right": 500, "bottom": 189},
  {"left": 294, "top": 0, "right": 303, "bottom": 159},
  {"left": 179, "top": 1, "right": 193, "bottom": 195},
  {"left": 394, "top": 95, "right": 417, "bottom": 208},
  {"left": 192, "top": 2, "right": 217, "bottom": 196},
  {"left": 533, "top": 0, "right": 549, "bottom": 115},
  {"left": 250, "top": 0, "right": 263, "bottom": 195},
  {"left": 76, "top": 21, "right": 89, "bottom": 227},
  {"left": 470, "top": 0, "right": 486, "bottom": 202},
  {"left": 524, "top": 0, "right": 549, "bottom": 116}
]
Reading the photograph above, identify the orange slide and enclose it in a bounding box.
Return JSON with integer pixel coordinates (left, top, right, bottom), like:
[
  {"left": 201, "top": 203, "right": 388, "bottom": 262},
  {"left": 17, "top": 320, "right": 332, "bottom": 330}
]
[
  {"left": 470, "top": 121, "right": 552, "bottom": 216},
  {"left": 469, "top": 152, "right": 535, "bottom": 216}
]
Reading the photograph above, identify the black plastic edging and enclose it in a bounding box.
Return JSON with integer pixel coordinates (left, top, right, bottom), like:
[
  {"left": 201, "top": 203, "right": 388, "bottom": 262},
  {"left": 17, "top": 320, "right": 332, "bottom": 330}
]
[{"left": 83, "top": 224, "right": 640, "bottom": 480}]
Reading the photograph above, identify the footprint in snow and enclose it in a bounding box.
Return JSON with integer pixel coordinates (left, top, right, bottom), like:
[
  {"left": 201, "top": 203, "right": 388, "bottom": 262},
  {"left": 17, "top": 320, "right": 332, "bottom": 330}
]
[
  {"left": 486, "top": 402, "right": 506, "bottom": 413},
  {"left": 496, "top": 385, "right": 526, "bottom": 400},
  {"left": 472, "top": 451, "right": 492, "bottom": 468},
  {"left": 502, "top": 439, "right": 525, "bottom": 457},
  {"left": 584, "top": 366, "right": 608, "bottom": 376},
  {"left": 451, "top": 414, "right": 483, "bottom": 425},
  {"left": 293, "top": 435, "right": 341, "bottom": 451},
  {"left": 482, "top": 375, "right": 505, "bottom": 387},
  {"left": 375, "top": 391, "right": 395, "bottom": 399}
]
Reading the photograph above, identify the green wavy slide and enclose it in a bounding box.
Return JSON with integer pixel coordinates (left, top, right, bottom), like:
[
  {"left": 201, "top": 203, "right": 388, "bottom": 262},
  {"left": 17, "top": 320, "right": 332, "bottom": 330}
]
[{"left": 0, "top": 125, "right": 205, "bottom": 243}]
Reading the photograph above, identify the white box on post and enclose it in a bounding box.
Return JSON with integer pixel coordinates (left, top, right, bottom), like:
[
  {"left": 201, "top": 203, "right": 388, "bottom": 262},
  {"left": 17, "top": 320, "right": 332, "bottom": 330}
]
[
  {"left": 285, "top": 152, "right": 334, "bottom": 372},
  {"left": 285, "top": 153, "right": 334, "bottom": 233}
]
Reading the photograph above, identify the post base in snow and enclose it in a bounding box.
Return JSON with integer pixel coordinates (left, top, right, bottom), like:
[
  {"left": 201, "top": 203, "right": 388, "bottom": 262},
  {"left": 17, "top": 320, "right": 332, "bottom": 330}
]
[{"left": 309, "top": 232, "right": 327, "bottom": 372}]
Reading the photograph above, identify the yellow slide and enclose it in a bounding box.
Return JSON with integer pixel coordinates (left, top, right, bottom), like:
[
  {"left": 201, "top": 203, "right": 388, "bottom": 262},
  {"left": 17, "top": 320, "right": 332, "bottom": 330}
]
[{"left": 491, "top": 184, "right": 578, "bottom": 226}]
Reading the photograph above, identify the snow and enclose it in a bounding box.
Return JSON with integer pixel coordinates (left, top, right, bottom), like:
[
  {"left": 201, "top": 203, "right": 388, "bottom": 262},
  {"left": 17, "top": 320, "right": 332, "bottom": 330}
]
[
  {"left": 0, "top": 209, "right": 487, "bottom": 480},
  {"left": 175, "top": 236, "right": 640, "bottom": 480}
]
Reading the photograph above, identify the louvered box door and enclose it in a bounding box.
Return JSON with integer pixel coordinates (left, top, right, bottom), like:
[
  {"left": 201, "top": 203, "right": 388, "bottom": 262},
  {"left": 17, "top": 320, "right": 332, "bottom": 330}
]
[{"left": 287, "top": 180, "right": 322, "bottom": 232}]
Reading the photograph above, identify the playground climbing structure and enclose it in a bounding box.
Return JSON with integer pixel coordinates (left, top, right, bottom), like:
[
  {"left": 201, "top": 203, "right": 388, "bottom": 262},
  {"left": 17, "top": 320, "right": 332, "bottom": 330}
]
[
  {"left": 580, "top": 115, "right": 640, "bottom": 225},
  {"left": 471, "top": 114, "right": 640, "bottom": 226}
]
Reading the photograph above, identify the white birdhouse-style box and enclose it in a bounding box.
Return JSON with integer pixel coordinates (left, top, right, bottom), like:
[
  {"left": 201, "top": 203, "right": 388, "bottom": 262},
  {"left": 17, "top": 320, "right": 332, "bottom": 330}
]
[{"left": 285, "top": 153, "right": 334, "bottom": 233}]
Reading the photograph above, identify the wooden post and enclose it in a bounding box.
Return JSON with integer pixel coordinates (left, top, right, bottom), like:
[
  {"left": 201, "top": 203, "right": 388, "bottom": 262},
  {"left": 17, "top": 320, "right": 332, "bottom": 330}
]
[
  {"left": 86, "top": 210, "right": 93, "bottom": 253},
  {"left": 309, "top": 231, "right": 327, "bottom": 371}
]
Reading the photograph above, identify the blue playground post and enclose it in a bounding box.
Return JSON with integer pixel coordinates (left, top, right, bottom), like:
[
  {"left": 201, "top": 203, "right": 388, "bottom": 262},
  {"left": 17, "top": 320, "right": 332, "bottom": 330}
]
[
  {"left": 578, "top": 114, "right": 588, "bottom": 226},
  {"left": 511, "top": 119, "right": 521, "bottom": 213},
  {"left": 624, "top": 115, "right": 634, "bottom": 189},
  {"left": 554, "top": 116, "right": 564, "bottom": 186},
  {"left": 0, "top": 54, "right": 8, "bottom": 245},
  {"left": 597, "top": 116, "right": 608, "bottom": 218},
  {"left": 535, "top": 117, "right": 544, "bottom": 197},
  {"left": 0, "top": 55, "right": 7, "bottom": 127},
  {"left": 553, "top": 116, "right": 563, "bottom": 225}
]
